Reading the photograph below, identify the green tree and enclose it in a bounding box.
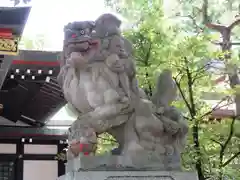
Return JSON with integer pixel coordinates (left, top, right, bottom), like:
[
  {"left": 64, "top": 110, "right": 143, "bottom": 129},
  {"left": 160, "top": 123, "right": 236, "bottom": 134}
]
[
  {"left": 19, "top": 34, "right": 46, "bottom": 50},
  {"left": 105, "top": 0, "right": 240, "bottom": 179}
]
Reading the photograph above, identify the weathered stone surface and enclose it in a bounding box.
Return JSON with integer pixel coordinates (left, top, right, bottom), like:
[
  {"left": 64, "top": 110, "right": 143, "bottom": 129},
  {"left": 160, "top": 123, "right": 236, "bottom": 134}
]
[
  {"left": 58, "top": 171, "right": 198, "bottom": 180},
  {"left": 58, "top": 13, "right": 189, "bottom": 171},
  {"left": 65, "top": 154, "right": 182, "bottom": 172}
]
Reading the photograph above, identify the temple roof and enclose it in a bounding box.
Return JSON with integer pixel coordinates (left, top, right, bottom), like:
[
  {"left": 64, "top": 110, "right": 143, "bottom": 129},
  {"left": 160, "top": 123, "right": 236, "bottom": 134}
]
[
  {"left": 0, "top": 7, "right": 31, "bottom": 36},
  {"left": 0, "top": 50, "right": 66, "bottom": 127},
  {"left": 0, "top": 125, "right": 67, "bottom": 140}
]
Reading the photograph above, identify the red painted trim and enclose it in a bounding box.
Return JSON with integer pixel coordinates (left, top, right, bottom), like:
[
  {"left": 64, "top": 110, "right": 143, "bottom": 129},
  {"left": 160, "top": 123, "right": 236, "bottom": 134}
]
[
  {"left": 0, "top": 28, "right": 12, "bottom": 37},
  {"left": 0, "top": 28, "right": 12, "bottom": 33},
  {"left": 12, "top": 60, "right": 60, "bottom": 66}
]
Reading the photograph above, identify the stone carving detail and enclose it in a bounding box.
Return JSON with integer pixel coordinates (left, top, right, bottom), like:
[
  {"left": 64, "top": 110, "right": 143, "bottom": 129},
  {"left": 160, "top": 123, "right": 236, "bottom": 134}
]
[{"left": 58, "top": 13, "right": 188, "bottom": 170}]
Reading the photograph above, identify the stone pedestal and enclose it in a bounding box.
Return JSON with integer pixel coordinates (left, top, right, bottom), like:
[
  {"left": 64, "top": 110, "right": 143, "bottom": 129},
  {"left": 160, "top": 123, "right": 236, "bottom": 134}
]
[
  {"left": 58, "top": 155, "right": 198, "bottom": 180},
  {"left": 65, "top": 154, "right": 181, "bottom": 171},
  {"left": 59, "top": 171, "right": 198, "bottom": 180}
]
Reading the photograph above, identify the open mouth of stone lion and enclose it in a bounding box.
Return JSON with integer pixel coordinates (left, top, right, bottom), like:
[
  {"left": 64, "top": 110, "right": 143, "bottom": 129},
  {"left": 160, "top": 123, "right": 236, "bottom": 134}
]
[{"left": 66, "top": 39, "right": 99, "bottom": 57}]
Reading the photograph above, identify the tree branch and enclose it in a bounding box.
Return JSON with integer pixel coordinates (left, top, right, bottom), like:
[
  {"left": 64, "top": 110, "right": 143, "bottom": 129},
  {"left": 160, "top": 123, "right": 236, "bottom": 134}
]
[
  {"left": 228, "top": 18, "right": 240, "bottom": 30},
  {"left": 183, "top": 57, "right": 205, "bottom": 180},
  {"left": 202, "top": 0, "right": 210, "bottom": 24},
  {"left": 173, "top": 77, "right": 193, "bottom": 118},
  {"left": 185, "top": 57, "right": 196, "bottom": 117},
  {"left": 219, "top": 117, "right": 236, "bottom": 167},
  {"left": 210, "top": 138, "right": 223, "bottom": 147},
  {"left": 205, "top": 23, "right": 227, "bottom": 33},
  {"left": 191, "top": 62, "right": 211, "bottom": 76},
  {"left": 217, "top": 117, "right": 236, "bottom": 179},
  {"left": 199, "top": 96, "right": 232, "bottom": 119},
  {"left": 222, "top": 151, "right": 240, "bottom": 167},
  {"left": 192, "top": 74, "right": 208, "bottom": 84},
  {"left": 187, "top": 15, "right": 204, "bottom": 34},
  {"left": 213, "top": 42, "right": 240, "bottom": 46}
]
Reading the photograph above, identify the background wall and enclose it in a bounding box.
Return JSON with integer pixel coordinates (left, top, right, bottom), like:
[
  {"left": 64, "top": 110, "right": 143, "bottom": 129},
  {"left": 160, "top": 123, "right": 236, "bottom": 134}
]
[
  {"left": 0, "top": 141, "right": 62, "bottom": 180},
  {"left": 23, "top": 160, "right": 58, "bottom": 180}
]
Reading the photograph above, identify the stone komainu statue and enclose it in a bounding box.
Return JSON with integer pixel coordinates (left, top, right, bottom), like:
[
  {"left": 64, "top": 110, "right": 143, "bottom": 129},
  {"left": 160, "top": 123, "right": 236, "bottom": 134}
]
[{"left": 58, "top": 13, "right": 188, "bottom": 170}]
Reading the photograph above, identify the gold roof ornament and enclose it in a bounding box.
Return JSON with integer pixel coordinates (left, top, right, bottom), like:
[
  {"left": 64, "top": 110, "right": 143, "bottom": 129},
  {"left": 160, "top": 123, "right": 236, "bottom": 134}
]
[{"left": 0, "top": 37, "right": 19, "bottom": 55}]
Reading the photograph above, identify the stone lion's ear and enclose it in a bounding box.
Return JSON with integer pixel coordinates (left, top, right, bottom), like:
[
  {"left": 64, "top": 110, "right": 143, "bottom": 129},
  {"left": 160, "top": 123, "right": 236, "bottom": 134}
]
[
  {"left": 88, "top": 21, "right": 96, "bottom": 28},
  {"left": 64, "top": 22, "right": 73, "bottom": 31},
  {"left": 90, "top": 21, "right": 96, "bottom": 26},
  {"left": 64, "top": 28, "right": 73, "bottom": 33}
]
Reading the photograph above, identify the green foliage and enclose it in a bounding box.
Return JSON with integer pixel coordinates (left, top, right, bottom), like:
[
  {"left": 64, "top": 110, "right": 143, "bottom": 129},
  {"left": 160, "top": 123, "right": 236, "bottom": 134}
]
[
  {"left": 105, "top": 0, "right": 240, "bottom": 179},
  {"left": 19, "top": 34, "right": 46, "bottom": 50},
  {"left": 123, "top": 23, "right": 171, "bottom": 93},
  {"left": 96, "top": 133, "right": 118, "bottom": 154}
]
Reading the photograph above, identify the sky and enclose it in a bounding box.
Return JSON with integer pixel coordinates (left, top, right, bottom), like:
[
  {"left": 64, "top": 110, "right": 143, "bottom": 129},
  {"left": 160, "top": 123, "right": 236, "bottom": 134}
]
[
  {"left": 2, "top": 0, "right": 113, "bottom": 50},
  {"left": 23, "top": 0, "right": 107, "bottom": 51}
]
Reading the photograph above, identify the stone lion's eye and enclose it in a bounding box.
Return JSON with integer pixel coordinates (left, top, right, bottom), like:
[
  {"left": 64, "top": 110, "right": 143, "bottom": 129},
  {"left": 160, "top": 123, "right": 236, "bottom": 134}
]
[{"left": 80, "top": 30, "right": 85, "bottom": 35}]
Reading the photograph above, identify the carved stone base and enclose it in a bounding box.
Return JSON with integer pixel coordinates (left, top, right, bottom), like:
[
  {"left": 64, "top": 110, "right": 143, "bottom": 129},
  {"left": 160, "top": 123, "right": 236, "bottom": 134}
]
[
  {"left": 66, "top": 154, "right": 181, "bottom": 172},
  {"left": 58, "top": 171, "right": 198, "bottom": 180}
]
